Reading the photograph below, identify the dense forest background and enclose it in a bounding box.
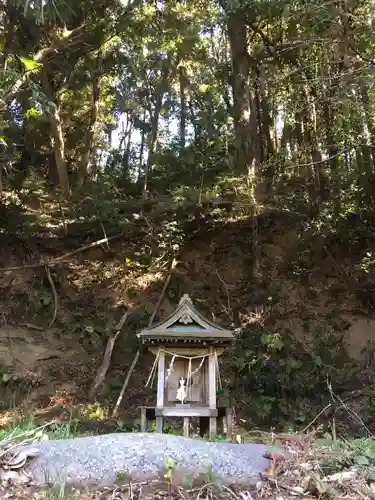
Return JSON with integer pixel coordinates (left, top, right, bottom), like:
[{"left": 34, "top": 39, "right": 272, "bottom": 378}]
[{"left": 1, "top": 0, "right": 375, "bottom": 434}]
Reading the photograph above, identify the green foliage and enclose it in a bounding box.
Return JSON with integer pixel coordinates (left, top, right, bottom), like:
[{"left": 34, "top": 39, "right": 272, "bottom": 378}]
[
  {"left": 2, "top": 0, "right": 375, "bottom": 218},
  {"left": 47, "top": 419, "right": 81, "bottom": 440},
  {"left": 164, "top": 455, "right": 177, "bottom": 489},
  {"left": 157, "top": 220, "right": 185, "bottom": 254},
  {"left": 195, "top": 464, "right": 223, "bottom": 493},
  {"left": 230, "top": 326, "right": 353, "bottom": 427},
  {"left": 42, "top": 294, "right": 51, "bottom": 306},
  {"left": 115, "top": 470, "right": 132, "bottom": 485},
  {"left": 18, "top": 56, "right": 42, "bottom": 72},
  {"left": 80, "top": 402, "right": 109, "bottom": 421},
  {"left": 317, "top": 438, "right": 375, "bottom": 475},
  {"left": 0, "top": 416, "right": 80, "bottom": 442}
]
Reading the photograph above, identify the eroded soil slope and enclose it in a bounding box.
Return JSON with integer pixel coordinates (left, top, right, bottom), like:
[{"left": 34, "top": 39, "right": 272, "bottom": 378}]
[{"left": 0, "top": 197, "right": 374, "bottom": 428}]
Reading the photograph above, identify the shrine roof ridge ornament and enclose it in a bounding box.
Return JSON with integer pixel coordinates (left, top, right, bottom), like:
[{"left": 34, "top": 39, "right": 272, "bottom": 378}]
[
  {"left": 137, "top": 294, "right": 234, "bottom": 343},
  {"left": 179, "top": 293, "right": 192, "bottom": 306}
]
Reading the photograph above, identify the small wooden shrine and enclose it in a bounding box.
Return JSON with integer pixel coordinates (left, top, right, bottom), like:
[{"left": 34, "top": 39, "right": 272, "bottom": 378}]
[{"left": 137, "top": 294, "right": 234, "bottom": 437}]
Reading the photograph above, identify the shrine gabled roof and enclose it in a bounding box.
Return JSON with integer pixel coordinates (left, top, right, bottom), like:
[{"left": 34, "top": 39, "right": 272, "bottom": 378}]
[{"left": 137, "top": 294, "right": 234, "bottom": 342}]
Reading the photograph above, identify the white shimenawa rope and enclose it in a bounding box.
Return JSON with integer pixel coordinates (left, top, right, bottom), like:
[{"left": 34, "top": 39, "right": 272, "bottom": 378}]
[{"left": 145, "top": 348, "right": 222, "bottom": 393}]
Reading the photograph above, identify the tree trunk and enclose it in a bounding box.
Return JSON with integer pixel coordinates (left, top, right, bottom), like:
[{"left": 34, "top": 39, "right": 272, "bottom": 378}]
[
  {"left": 43, "top": 73, "right": 70, "bottom": 198},
  {"left": 138, "top": 109, "right": 146, "bottom": 184},
  {"left": 179, "top": 65, "right": 187, "bottom": 154},
  {"left": 143, "top": 94, "right": 162, "bottom": 196},
  {"left": 125, "top": 124, "right": 132, "bottom": 158},
  {"left": 49, "top": 104, "right": 70, "bottom": 198},
  {"left": 77, "top": 75, "right": 100, "bottom": 186},
  {"left": 121, "top": 120, "right": 133, "bottom": 173},
  {"left": 323, "top": 100, "right": 341, "bottom": 215},
  {"left": 257, "top": 65, "right": 274, "bottom": 161},
  {"left": 226, "top": 17, "right": 256, "bottom": 173},
  {"left": 143, "top": 58, "right": 172, "bottom": 197},
  {"left": 226, "top": 15, "right": 261, "bottom": 278},
  {"left": 360, "top": 84, "right": 375, "bottom": 192}
]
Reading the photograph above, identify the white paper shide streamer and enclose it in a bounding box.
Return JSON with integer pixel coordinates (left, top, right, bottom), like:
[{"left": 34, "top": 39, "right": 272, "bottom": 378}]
[{"left": 145, "top": 348, "right": 221, "bottom": 403}]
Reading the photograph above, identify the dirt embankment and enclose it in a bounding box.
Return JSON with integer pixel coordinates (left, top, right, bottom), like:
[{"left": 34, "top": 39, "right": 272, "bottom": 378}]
[{"left": 0, "top": 203, "right": 374, "bottom": 422}]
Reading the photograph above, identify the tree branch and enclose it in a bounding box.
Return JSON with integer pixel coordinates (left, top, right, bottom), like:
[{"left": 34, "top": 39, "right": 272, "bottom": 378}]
[
  {"left": 0, "top": 233, "right": 124, "bottom": 272},
  {"left": 89, "top": 309, "right": 130, "bottom": 399},
  {"left": 6, "top": 24, "right": 86, "bottom": 102}
]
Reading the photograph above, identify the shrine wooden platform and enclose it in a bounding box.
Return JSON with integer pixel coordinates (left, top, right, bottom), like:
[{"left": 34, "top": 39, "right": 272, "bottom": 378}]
[{"left": 139, "top": 404, "right": 233, "bottom": 438}]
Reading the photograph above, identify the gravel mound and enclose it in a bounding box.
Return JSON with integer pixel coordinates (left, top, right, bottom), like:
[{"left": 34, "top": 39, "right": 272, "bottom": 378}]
[{"left": 23, "top": 433, "right": 270, "bottom": 488}]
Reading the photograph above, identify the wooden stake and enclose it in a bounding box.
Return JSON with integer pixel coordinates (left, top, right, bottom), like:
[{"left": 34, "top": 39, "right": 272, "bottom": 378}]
[
  {"left": 183, "top": 417, "right": 189, "bottom": 437},
  {"left": 140, "top": 407, "right": 147, "bottom": 432},
  {"left": 149, "top": 258, "right": 177, "bottom": 326},
  {"left": 112, "top": 349, "right": 140, "bottom": 416}
]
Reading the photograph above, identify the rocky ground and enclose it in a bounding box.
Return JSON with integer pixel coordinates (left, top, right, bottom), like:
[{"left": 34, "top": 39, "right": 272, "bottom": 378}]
[{"left": 23, "top": 433, "right": 269, "bottom": 488}]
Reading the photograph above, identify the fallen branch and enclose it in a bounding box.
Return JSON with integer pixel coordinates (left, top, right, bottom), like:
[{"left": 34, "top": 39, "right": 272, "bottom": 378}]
[
  {"left": 301, "top": 403, "right": 332, "bottom": 434},
  {"left": 89, "top": 310, "right": 129, "bottom": 400},
  {"left": 327, "top": 379, "right": 374, "bottom": 437},
  {"left": 45, "top": 265, "right": 58, "bottom": 329},
  {"left": 325, "top": 469, "right": 359, "bottom": 483},
  {"left": 112, "top": 258, "right": 178, "bottom": 416},
  {"left": 0, "top": 233, "right": 124, "bottom": 272}
]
